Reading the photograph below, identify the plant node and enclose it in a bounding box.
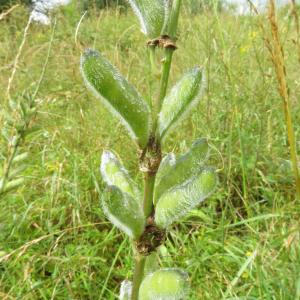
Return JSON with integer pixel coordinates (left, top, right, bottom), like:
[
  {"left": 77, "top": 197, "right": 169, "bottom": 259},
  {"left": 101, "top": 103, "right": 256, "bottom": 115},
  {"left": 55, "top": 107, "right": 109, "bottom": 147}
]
[
  {"left": 139, "top": 135, "right": 162, "bottom": 175},
  {"left": 136, "top": 217, "right": 166, "bottom": 256},
  {"left": 147, "top": 35, "right": 178, "bottom": 51}
]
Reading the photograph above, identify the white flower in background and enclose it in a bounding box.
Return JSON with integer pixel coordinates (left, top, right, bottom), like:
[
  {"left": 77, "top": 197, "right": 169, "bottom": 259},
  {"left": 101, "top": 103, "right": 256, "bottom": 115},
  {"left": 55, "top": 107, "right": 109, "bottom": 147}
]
[{"left": 30, "top": 0, "right": 71, "bottom": 25}]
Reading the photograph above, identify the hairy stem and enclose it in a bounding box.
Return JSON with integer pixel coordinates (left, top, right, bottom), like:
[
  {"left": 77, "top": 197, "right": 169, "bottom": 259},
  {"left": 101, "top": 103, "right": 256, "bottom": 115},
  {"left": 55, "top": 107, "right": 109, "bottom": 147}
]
[
  {"left": 131, "top": 254, "right": 146, "bottom": 300},
  {"left": 153, "top": 0, "right": 182, "bottom": 137},
  {"left": 143, "top": 173, "right": 156, "bottom": 218},
  {"left": 131, "top": 2, "right": 183, "bottom": 298}
]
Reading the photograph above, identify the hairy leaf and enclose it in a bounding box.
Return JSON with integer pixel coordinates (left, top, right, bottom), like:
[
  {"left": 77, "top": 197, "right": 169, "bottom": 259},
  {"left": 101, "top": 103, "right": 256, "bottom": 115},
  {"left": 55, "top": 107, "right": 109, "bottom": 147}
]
[
  {"left": 158, "top": 67, "right": 206, "bottom": 140},
  {"left": 154, "top": 138, "right": 209, "bottom": 203},
  {"left": 145, "top": 252, "right": 160, "bottom": 275},
  {"left": 100, "top": 150, "right": 140, "bottom": 199},
  {"left": 120, "top": 280, "right": 132, "bottom": 300},
  {"left": 154, "top": 153, "right": 176, "bottom": 197},
  {"left": 102, "top": 186, "right": 145, "bottom": 239},
  {"left": 155, "top": 167, "right": 217, "bottom": 228},
  {"left": 81, "top": 49, "right": 150, "bottom": 148},
  {"left": 128, "top": 0, "right": 170, "bottom": 38},
  {"left": 139, "top": 268, "right": 189, "bottom": 300}
]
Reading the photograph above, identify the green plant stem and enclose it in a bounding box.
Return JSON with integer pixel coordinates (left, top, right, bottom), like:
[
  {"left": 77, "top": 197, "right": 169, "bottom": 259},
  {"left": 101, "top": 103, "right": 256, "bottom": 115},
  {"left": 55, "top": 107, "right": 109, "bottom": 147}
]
[
  {"left": 131, "top": 2, "right": 183, "bottom": 298},
  {"left": 131, "top": 253, "right": 146, "bottom": 300},
  {"left": 153, "top": 48, "right": 174, "bottom": 135},
  {"left": 168, "top": 0, "right": 182, "bottom": 39},
  {"left": 153, "top": 0, "right": 182, "bottom": 137},
  {"left": 143, "top": 173, "right": 156, "bottom": 218}
]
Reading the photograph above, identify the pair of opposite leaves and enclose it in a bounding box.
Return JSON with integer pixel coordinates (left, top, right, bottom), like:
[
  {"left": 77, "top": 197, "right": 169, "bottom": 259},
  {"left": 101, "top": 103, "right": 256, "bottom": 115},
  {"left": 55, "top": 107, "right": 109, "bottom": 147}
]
[
  {"left": 80, "top": 49, "right": 205, "bottom": 149},
  {"left": 100, "top": 138, "right": 217, "bottom": 239},
  {"left": 80, "top": 0, "right": 205, "bottom": 148}
]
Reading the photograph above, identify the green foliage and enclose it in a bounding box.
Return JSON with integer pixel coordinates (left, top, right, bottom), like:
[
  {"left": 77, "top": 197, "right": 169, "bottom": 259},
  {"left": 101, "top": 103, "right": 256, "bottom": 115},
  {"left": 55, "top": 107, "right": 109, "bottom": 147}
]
[
  {"left": 155, "top": 167, "right": 217, "bottom": 228},
  {"left": 2, "top": 3, "right": 299, "bottom": 300},
  {"left": 139, "top": 268, "right": 189, "bottom": 300},
  {"left": 158, "top": 67, "right": 206, "bottom": 140},
  {"left": 0, "top": 94, "right": 37, "bottom": 196},
  {"left": 183, "top": 0, "right": 223, "bottom": 14},
  {"left": 102, "top": 185, "right": 145, "bottom": 239},
  {"left": 80, "top": 1, "right": 217, "bottom": 298},
  {"left": 154, "top": 138, "right": 209, "bottom": 202},
  {"left": 100, "top": 150, "right": 140, "bottom": 199},
  {"left": 127, "top": 0, "right": 170, "bottom": 38},
  {"left": 0, "top": 0, "right": 31, "bottom": 12},
  {"left": 81, "top": 49, "right": 151, "bottom": 148},
  {"left": 81, "top": 0, "right": 128, "bottom": 10},
  {"left": 100, "top": 150, "right": 145, "bottom": 239}
]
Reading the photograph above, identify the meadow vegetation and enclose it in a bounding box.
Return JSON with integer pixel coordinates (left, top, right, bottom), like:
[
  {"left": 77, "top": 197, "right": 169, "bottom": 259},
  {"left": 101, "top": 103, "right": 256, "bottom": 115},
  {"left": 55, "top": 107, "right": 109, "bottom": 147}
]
[{"left": 0, "top": 2, "right": 300, "bottom": 299}]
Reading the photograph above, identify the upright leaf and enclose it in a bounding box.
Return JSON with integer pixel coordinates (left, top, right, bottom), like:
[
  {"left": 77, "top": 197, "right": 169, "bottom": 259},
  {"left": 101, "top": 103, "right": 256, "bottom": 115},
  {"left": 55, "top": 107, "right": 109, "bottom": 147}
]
[
  {"left": 102, "top": 186, "right": 145, "bottom": 239},
  {"left": 154, "top": 138, "right": 209, "bottom": 203},
  {"left": 158, "top": 67, "right": 206, "bottom": 140},
  {"left": 155, "top": 152, "right": 176, "bottom": 191},
  {"left": 81, "top": 49, "right": 150, "bottom": 148},
  {"left": 100, "top": 150, "right": 140, "bottom": 199},
  {"left": 128, "top": 0, "right": 170, "bottom": 38},
  {"left": 155, "top": 167, "right": 217, "bottom": 228},
  {"left": 139, "top": 268, "right": 189, "bottom": 300}
]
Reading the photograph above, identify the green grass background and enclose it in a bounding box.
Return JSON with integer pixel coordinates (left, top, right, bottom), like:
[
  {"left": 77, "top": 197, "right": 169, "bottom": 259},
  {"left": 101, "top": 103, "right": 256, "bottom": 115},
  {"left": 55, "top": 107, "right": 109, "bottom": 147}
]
[{"left": 0, "top": 3, "right": 300, "bottom": 299}]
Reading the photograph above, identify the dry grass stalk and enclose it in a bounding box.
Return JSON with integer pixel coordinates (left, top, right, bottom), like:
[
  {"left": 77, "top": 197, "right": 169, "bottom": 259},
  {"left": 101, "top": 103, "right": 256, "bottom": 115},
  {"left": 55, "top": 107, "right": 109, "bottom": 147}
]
[
  {"left": 290, "top": 0, "right": 300, "bottom": 64},
  {"left": 6, "top": 15, "right": 32, "bottom": 100},
  {"left": 0, "top": 4, "right": 19, "bottom": 22},
  {"left": 267, "top": 0, "right": 300, "bottom": 199}
]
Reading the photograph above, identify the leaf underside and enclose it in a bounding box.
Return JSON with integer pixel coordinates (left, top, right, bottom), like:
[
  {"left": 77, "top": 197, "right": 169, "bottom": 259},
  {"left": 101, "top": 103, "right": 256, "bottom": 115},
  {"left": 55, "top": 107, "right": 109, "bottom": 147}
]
[
  {"left": 128, "top": 0, "right": 170, "bottom": 38},
  {"left": 102, "top": 186, "right": 145, "bottom": 239},
  {"left": 100, "top": 150, "right": 144, "bottom": 239},
  {"left": 81, "top": 49, "right": 150, "bottom": 148},
  {"left": 100, "top": 150, "right": 140, "bottom": 199},
  {"left": 155, "top": 167, "right": 217, "bottom": 228},
  {"left": 158, "top": 67, "right": 206, "bottom": 140},
  {"left": 139, "top": 268, "right": 189, "bottom": 300},
  {"left": 154, "top": 138, "right": 209, "bottom": 203}
]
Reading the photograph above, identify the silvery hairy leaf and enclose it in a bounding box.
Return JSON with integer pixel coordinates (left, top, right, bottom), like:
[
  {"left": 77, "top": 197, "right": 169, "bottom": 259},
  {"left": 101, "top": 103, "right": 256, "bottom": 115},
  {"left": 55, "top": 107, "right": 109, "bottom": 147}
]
[
  {"left": 100, "top": 150, "right": 144, "bottom": 239},
  {"left": 128, "top": 0, "right": 170, "bottom": 38},
  {"left": 81, "top": 49, "right": 151, "bottom": 148},
  {"left": 158, "top": 67, "right": 206, "bottom": 140},
  {"left": 139, "top": 268, "right": 189, "bottom": 300},
  {"left": 155, "top": 167, "right": 217, "bottom": 228},
  {"left": 102, "top": 186, "right": 145, "bottom": 239},
  {"left": 100, "top": 150, "right": 140, "bottom": 199},
  {"left": 154, "top": 138, "right": 209, "bottom": 203}
]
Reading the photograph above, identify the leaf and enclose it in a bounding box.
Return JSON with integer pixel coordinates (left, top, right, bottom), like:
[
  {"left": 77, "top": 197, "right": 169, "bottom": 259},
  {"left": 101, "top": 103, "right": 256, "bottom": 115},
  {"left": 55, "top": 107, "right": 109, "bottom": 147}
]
[
  {"left": 12, "top": 152, "right": 28, "bottom": 164},
  {"left": 100, "top": 150, "right": 140, "bottom": 199},
  {"left": 155, "top": 167, "right": 217, "bottom": 228},
  {"left": 154, "top": 138, "right": 209, "bottom": 203},
  {"left": 158, "top": 67, "right": 206, "bottom": 140},
  {"left": 144, "top": 252, "right": 160, "bottom": 275},
  {"left": 119, "top": 280, "right": 132, "bottom": 300},
  {"left": 155, "top": 153, "right": 176, "bottom": 188},
  {"left": 139, "top": 268, "right": 189, "bottom": 300},
  {"left": 101, "top": 186, "right": 145, "bottom": 239},
  {"left": 81, "top": 49, "right": 150, "bottom": 148},
  {"left": 128, "top": 0, "right": 170, "bottom": 38},
  {"left": 0, "top": 178, "right": 25, "bottom": 194}
]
